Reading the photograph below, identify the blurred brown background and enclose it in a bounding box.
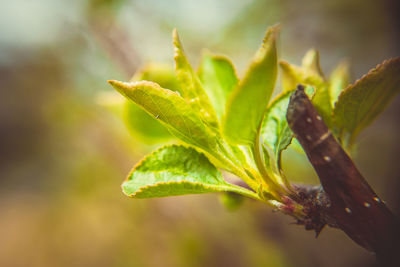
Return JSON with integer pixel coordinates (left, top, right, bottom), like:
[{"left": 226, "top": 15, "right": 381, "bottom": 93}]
[{"left": 1, "top": 0, "right": 399, "bottom": 266}]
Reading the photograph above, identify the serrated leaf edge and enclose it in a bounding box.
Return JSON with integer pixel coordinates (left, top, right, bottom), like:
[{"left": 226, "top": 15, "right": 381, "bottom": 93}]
[
  {"left": 122, "top": 180, "right": 235, "bottom": 198},
  {"left": 333, "top": 57, "right": 400, "bottom": 143},
  {"left": 121, "top": 144, "right": 260, "bottom": 199},
  {"left": 333, "top": 57, "right": 400, "bottom": 112}
]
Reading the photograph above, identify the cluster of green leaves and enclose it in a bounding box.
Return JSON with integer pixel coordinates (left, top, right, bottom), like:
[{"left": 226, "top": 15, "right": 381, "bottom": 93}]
[
  {"left": 280, "top": 52, "right": 400, "bottom": 149},
  {"left": 108, "top": 25, "right": 400, "bottom": 209}
]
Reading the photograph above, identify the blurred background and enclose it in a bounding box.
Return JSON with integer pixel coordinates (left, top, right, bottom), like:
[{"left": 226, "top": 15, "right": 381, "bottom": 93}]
[{"left": 1, "top": 0, "right": 399, "bottom": 266}]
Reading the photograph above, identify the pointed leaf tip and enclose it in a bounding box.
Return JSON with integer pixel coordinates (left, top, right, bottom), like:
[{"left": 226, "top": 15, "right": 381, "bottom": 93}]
[
  {"left": 302, "top": 49, "right": 324, "bottom": 78},
  {"left": 108, "top": 79, "right": 131, "bottom": 97},
  {"left": 172, "top": 28, "right": 181, "bottom": 51},
  {"left": 108, "top": 79, "right": 127, "bottom": 88},
  {"left": 108, "top": 80, "right": 162, "bottom": 97},
  {"left": 172, "top": 27, "right": 220, "bottom": 130},
  {"left": 262, "top": 23, "right": 280, "bottom": 44},
  {"left": 107, "top": 79, "right": 119, "bottom": 87},
  {"left": 109, "top": 79, "right": 219, "bottom": 151},
  {"left": 223, "top": 25, "right": 278, "bottom": 145},
  {"left": 172, "top": 28, "right": 178, "bottom": 37}
]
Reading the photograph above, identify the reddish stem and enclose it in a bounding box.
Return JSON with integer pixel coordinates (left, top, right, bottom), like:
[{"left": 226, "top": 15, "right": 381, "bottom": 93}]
[{"left": 286, "top": 85, "right": 400, "bottom": 266}]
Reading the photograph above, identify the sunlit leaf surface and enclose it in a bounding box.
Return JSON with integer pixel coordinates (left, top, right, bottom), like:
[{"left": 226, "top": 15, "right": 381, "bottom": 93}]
[
  {"left": 223, "top": 25, "right": 279, "bottom": 145},
  {"left": 108, "top": 80, "right": 218, "bottom": 151},
  {"left": 122, "top": 145, "right": 257, "bottom": 198},
  {"left": 198, "top": 52, "right": 238, "bottom": 120},
  {"left": 173, "top": 29, "right": 219, "bottom": 130}
]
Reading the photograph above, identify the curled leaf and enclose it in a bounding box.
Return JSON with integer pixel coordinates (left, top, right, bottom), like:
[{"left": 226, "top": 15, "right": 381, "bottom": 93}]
[
  {"left": 262, "top": 86, "right": 314, "bottom": 169},
  {"left": 262, "top": 91, "right": 293, "bottom": 169}
]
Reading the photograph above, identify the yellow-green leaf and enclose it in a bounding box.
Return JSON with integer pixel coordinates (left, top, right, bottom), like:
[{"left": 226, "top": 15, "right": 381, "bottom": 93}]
[
  {"left": 223, "top": 25, "right": 279, "bottom": 145},
  {"left": 301, "top": 49, "right": 325, "bottom": 78},
  {"left": 261, "top": 91, "right": 293, "bottom": 169},
  {"left": 173, "top": 29, "right": 219, "bottom": 130},
  {"left": 122, "top": 145, "right": 259, "bottom": 199},
  {"left": 108, "top": 80, "right": 217, "bottom": 151},
  {"left": 123, "top": 63, "right": 182, "bottom": 143},
  {"left": 279, "top": 60, "right": 324, "bottom": 92},
  {"left": 262, "top": 86, "right": 314, "bottom": 169},
  {"left": 280, "top": 51, "right": 332, "bottom": 126},
  {"left": 198, "top": 52, "right": 238, "bottom": 120},
  {"left": 311, "top": 84, "right": 332, "bottom": 127},
  {"left": 333, "top": 57, "right": 400, "bottom": 145},
  {"left": 124, "top": 102, "right": 171, "bottom": 143},
  {"left": 130, "top": 63, "right": 181, "bottom": 93},
  {"left": 329, "top": 60, "right": 350, "bottom": 107}
]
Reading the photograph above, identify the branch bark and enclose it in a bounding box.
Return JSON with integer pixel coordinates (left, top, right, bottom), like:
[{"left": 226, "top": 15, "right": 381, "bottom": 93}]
[{"left": 286, "top": 85, "right": 400, "bottom": 266}]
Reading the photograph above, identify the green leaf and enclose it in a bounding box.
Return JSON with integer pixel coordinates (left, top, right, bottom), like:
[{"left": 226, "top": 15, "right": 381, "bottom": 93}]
[
  {"left": 229, "top": 145, "right": 250, "bottom": 167},
  {"left": 279, "top": 62, "right": 303, "bottom": 92},
  {"left": 223, "top": 25, "right": 279, "bottom": 145},
  {"left": 108, "top": 80, "right": 218, "bottom": 151},
  {"left": 173, "top": 29, "right": 219, "bottom": 130},
  {"left": 262, "top": 144, "right": 272, "bottom": 171},
  {"left": 130, "top": 63, "right": 181, "bottom": 93},
  {"left": 280, "top": 50, "right": 325, "bottom": 93},
  {"left": 333, "top": 57, "right": 400, "bottom": 145},
  {"left": 303, "top": 51, "right": 332, "bottom": 127},
  {"left": 301, "top": 49, "right": 325, "bottom": 78},
  {"left": 279, "top": 51, "right": 333, "bottom": 126},
  {"left": 279, "top": 60, "right": 324, "bottom": 92},
  {"left": 123, "top": 63, "right": 182, "bottom": 143},
  {"left": 311, "top": 84, "right": 332, "bottom": 127},
  {"left": 329, "top": 60, "right": 350, "bottom": 107},
  {"left": 122, "top": 145, "right": 259, "bottom": 199},
  {"left": 198, "top": 52, "right": 238, "bottom": 120},
  {"left": 261, "top": 91, "right": 293, "bottom": 169},
  {"left": 124, "top": 102, "right": 171, "bottom": 143},
  {"left": 262, "top": 86, "right": 315, "bottom": 168}
]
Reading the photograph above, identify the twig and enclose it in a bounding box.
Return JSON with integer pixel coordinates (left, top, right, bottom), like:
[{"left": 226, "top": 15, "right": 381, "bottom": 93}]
[{"left": 287, "top": 85, "right": 400, "bottom": 266}]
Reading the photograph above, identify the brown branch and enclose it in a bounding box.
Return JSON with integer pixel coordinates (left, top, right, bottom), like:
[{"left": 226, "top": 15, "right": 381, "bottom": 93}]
[{"left": 286, "top": 85, "right": 400, "bottom": 266}]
